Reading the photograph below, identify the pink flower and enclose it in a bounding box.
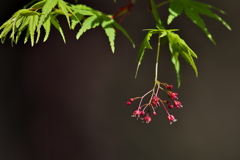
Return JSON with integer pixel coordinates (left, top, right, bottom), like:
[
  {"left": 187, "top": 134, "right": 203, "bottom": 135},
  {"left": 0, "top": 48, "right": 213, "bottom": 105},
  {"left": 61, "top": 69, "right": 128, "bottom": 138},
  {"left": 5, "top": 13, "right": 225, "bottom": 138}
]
[
  {"left": 167, "top": 115, "right": 177, "bottom": 124},
  {"left": 151, "top": 96, "right": 160, "bottom": 106},
  {"left": 132, "top": 110, "right": 141, "bottom": 117},
  {"left": 174, "top": 100, "right": 183, "bottom": 108},
  {"left": 143, "top": 115, "right": 152, "bottom": 123},
  {"left": 168, "top": 92, "right": 178, "bottom": 99}
]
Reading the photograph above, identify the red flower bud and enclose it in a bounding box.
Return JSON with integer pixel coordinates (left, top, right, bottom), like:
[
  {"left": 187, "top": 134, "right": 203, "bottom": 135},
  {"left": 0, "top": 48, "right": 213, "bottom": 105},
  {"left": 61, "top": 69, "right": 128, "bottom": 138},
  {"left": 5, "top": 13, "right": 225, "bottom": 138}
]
[
  {"left": 129, "top": 98, "right": 134, "bottom": 102},
  {"left": 168, "top": 104, "right": 174, "bottom": 109},
  {"left": 126, "top": 101, "right": 132, "bottom": 105},
  {"left": 166, "top": 85, "right": 173, "bottom": 90},
  {"left": 140, "top": 111, "right": 145, "bottom": 115}
]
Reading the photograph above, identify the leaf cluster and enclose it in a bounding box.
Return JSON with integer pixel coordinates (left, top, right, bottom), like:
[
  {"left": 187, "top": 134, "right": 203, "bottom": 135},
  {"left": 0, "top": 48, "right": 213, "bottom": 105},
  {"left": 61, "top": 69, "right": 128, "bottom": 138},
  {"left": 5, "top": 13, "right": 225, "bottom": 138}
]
[
  {"left": 72, "top": 4, "right": 134, "bottom": 53},
  {"left": 0, "top": 0, "right": 134, "bottom": 53},
  {"left": 0, "top": 0, "right": 231, "bottom": 86},
  {"left": 135, "top": 0, "right": 230, "bottom": 86},
  {"left": 136, "top": 28, "right": 197, "bottom": 86},
  {"left": 167, "top": 0, "right": 231, "bottom": 44}
]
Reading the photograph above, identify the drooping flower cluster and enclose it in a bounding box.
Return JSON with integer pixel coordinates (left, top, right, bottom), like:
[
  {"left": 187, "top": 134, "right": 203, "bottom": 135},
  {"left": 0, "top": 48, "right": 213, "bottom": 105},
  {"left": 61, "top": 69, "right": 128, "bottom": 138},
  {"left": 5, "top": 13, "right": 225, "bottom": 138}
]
[{"left": 126, "top": 81, "right": 182, "bottom": 124}]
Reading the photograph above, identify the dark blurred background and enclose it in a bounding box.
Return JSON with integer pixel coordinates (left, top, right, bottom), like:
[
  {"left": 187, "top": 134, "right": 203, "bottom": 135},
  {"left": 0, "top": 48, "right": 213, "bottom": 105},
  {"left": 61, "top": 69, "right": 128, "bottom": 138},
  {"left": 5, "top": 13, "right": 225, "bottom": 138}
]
[{"left": 0, "top": 0, "right": 239, "bottom": 160}]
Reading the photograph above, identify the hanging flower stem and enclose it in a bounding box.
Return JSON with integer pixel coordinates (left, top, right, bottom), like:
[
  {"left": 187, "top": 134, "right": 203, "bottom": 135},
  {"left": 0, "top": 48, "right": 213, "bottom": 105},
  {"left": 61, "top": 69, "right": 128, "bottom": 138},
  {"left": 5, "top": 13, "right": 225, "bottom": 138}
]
[
  {"left": 126, "top": 33, "right": 181, "bottom": 124},
  {"left": 155, "top": 34, "right": 161, "bottom": 82}
]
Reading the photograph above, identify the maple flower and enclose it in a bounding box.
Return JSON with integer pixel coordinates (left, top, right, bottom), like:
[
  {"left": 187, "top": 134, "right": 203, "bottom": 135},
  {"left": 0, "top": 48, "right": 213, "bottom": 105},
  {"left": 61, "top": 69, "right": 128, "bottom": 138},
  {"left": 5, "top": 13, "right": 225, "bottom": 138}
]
[
  {"left": 168, "top": 92, "right": 178, "bottom": 99},
  {"left": 132, "top": 109, "right": 141, "bottom": 118},
  {"left": 126, "top": 82, "right": 183, "bottom": 124},
  {"left": 168, "top": 115, "right": 177, "bottom": 125},
  {"left": 143, "top": 114, "right": 152, "bottom": 123},
  {"left": 174, "top": 100, "right": 183, "bottom": 108}
]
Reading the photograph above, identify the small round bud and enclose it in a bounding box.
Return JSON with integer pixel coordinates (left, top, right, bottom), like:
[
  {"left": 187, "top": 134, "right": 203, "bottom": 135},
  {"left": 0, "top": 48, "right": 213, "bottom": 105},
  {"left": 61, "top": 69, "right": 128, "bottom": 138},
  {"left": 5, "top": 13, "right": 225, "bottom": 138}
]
[
  {"left": 166, "top": 85, "right": 173, "bottom": 90},
  {"left": 129, "top": 98, "right": 134, "bottom": 102},
  {"left": 126, "top": 101, "right": 132, "bottom": 105},
  {"left": 140, "top": 111, "right": 145, "bottom": 115},
  {"left": 168, "top": 104, "right": 174, "bottom": 109},
  {"left": 153, "top": 112, "right": 157, "bottom": 115}
]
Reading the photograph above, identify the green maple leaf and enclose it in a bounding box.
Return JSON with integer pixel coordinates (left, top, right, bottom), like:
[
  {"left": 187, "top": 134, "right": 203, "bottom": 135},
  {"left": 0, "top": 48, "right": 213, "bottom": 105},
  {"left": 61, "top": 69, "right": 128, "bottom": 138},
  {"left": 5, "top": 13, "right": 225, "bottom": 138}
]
[
  {"left": 73, "top": 3, "right": 134, "bottom": 53},
  {"left": 167, "top": 0, "right": 231, "bottom": 44},
  {"left": 167, "top": 31, "right": 198, "bottom": 87},
  {"left": 37, "top": 0, "right": 58, "bottom": 30},
  {"left": 101, "top": 17, "right": 116, "bottom": 53},
  {"left": 150, "top": 0, "right": 164, "bottom": 28},
  {"left": 135, "top": 31, "right": 154, "bottom": 78}
]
